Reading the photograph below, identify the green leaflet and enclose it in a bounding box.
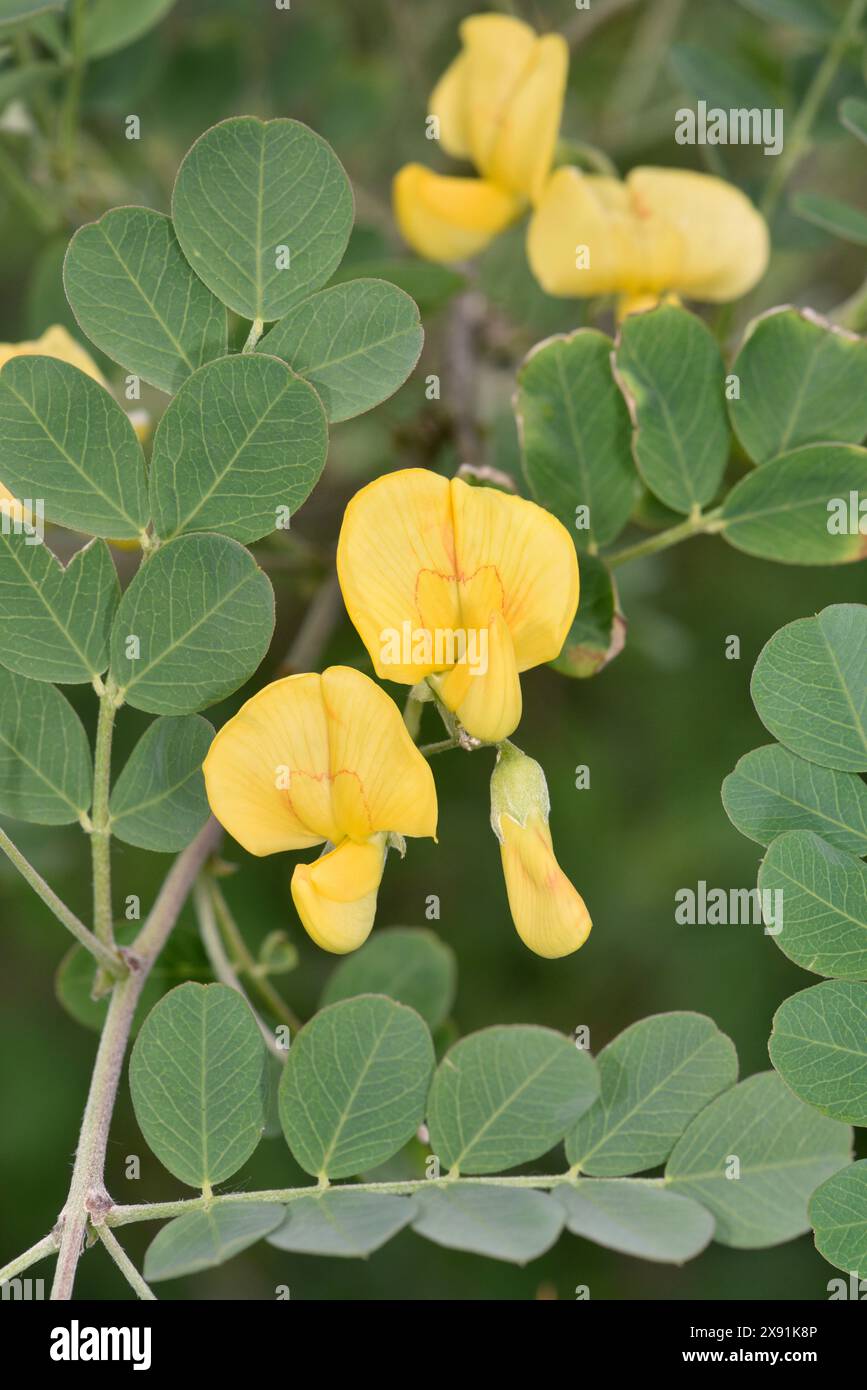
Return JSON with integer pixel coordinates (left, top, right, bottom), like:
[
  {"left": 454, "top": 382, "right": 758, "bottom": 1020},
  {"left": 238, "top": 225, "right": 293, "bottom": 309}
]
[
  {"left": 149, "top": 353, "right": 327, "bottom": 543},
  {"left": 750, "top": 605, "right": 867, "bottom": 771},
  {"left": 554, "top": 1182, "right": 715, "bottom": 1263},
  {"left": 64, "top": 207, "right": 228, "bottom": 394},
  {"left": 172, "top": 116, "right": 354, "bottom": 321},
  {"left": 810, "top": 1160, "right": 867, "bottom": 1280},
  {"left": 83, "top": 0, "right": 177, "bottom": 58},
  {"left": 259, "top": 278, "right": 423, "bottom": 423},
  {"left": 515, "top": 328, "right": 638, "bottom": 550},
  {"left": 129, "top": 982, "right": 269, "bottom": 1189},
  {"left": 613, "top": 304, "right": 730, "bottom": 514},
  {"left": 549, "top": 554, "right": 624, "bottom": 679},
  {"left": 566, "top": 1012, "right": 738, "bottom": 1177},
  {"left": 0, "top": 534, "right": 118, "bottom": 684},
  {"left": 758, "top": 830, "right": 867, "bottom": 980},
  {"left": 144, "top": 1203, "right": 285, "bottom": 1282},
  {"left": 729, "top": 308, "right": 867, "bottom": 463},
  {"left": 770, "top": 980, "right": 867, "bottom": 1125},
  {"left": 722, "top": 743, "right": 867, "bottom": 855},
  {"left": 792, "top": 194, "right": 867, "bottom": 248},
  {"left": 0, "top": 356, "right": 148, "bottom": 539},
  {"left": 321, "top": 927, "right": 456, "bottom": 1030},
  {"left": 267, "top": 1192, "right": 417, "bottom": 1258},
  {"left": 426, "top": 1025, "right": 599, "bottom": 1175},
  {"left": 278, "top": 996, "right": 434, "bottom": 1180},
  {"left": 108, "top": 714, "right": 214, "bottom": 852},
  {"left": 412, "top": 1186, "right": 564, "bottom": 1265},
  {"left": 720, "top": 445, "right": 867, "bottom": 565},
  {"left": 666, "top": 1071, "right": 852, "bottom": 1247},
  {"left": 109, "top": 533, "right": 275, "bottom": 715},
  {"left": 0, "top": 667, "right": 91, "bottom": 824}
]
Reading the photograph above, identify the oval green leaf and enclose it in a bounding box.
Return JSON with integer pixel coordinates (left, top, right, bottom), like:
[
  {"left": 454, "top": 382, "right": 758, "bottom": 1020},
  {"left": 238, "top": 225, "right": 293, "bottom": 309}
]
[
  {"left": 109, "top": 714, "right": 214, "bottom": 852},
  {"left": 267, "top": 1191, "right": 416, "bottom": 1258},
  {"left": 566, "top": 1012, "right": 738, "bottom": 1177},
  {"left": 759, "top": 830, "right": 867, "bottom": 979},
  {"left": 109, "top": 533, "right": 275, "bottom": 714},
  {"left": 0, "top": 667, "right": 91, "bottom": 823},
  {"left": 549, "top": 553, "right": 625, "bottom": 679},
  {"left": 321, "top": 927, "right": 456, "bottom": 1030},
  {"left": 129, "top": 982, "right": 269, "bottom": 1188},
  {"left": 0, "top": 357, "right": 148, "bottom": 539},
  {"left": 278, "top": 995, "right": 434, "bottom": 1180},
  {"left": 729, "top": 308, "right": 867, "bottom": 464},
  {"left": 64, "top": 207, "right": 228, "bottom": 395},
  {"left": 666, "top": 1071, "right": 852, "bottom": 1248},
  {"left": 516, "top": 328, "right": 639, "bottom": 550},
  {"left": 810, "top": 1159, "right": 867, "bottom": 1280},
  {"left": 149, "top": 353, "right": 327, "bottom": 543},
  {"left": 722, "top": 743, "right": 867, "bottom": 854},
  {"left": 770, "top": 980, "right": 867, "bottom": 1125},
  {"left": 720, "top": 445, "right": 867, "bottom": 565},
  {"left": 613, "top": 304, "right": 730, "bottom": 514},
  {"left": 412, "top": 1186, "right": 564, "bottom": 1265},
  {"left": 751, "top": 605, "right": 867, "bottom": 771},
  {"left": 0, "top": 534, "right": 118, "bottom": 684},
  {"left": 259, "top": 278, "right": 423, "bottom": 423},
  {"left": 144, "top": 1202, "right": 284, "bottom": 1283},
  {"left": 172, "top": 116, "right": 354, "bottom": 321},
  {"left": 427, "top": 1025, "right": 599, "bottom": 1176},
  {"left": 83, "top": 0, "right": 176, "bottom": 58},
  {"left": 555, "top": 1181, "right": 714, "bottom": 1263}
]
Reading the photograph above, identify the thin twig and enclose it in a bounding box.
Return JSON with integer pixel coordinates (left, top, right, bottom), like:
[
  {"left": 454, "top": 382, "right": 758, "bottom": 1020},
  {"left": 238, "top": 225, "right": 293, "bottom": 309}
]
[
  {"left": 279, "top": 572, "right": 344, "bottom": 675},
  {"left": 94, "top": 1225, "right": 157, "bottom": 1301},
  {"left": 193, "top": 878, "right": 288, "bottom": 1060},
  {"left": 0, "top": 824, "right": 125, "bottom": 977},
  {"left": 209, "top": 878, "right": 303, "bottom": 1035},
  {"left": 0, "top": 1232, "right": 58, "bottom": 1284}
]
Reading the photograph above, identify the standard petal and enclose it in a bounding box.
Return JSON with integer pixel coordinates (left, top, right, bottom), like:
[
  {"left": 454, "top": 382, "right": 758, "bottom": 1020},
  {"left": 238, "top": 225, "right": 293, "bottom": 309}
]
[
  {"left": 321, "top": 666, "right": 438, "bottom": 840},
  {"left": 527, "top": 166, "right": 681, "bottom": 298},
  {"left": 499, "top": 810, "right": 592, "bottom": 958},
  {"left": 626, "top": 168, "right": 769, "bottom": 301},
  {"left": 0, "top": 324, "right": 107, "bottom": 385},
  {"left": 449, "top": 476, "right": 579, "bottom": 670},
  {"left": 460, "top": 14, "right": 537, "bottom": 174},
  {"left": 393, "top": 163, "right": 521, "bottom": 264},
  {"left": 337, "top": 467, "right": 459, "bottom": 683},
  {"left": 430, "top": 50, "right": 471, "bottom": 159},
  {"left": 487, "top": 33, "right": 568, "bottom": 202},
  {"left": 291, "top": 834, "right": 387, "bottom": 954},
  {"left": 203, "top": 674, "right": 339, "bottom": 855}
]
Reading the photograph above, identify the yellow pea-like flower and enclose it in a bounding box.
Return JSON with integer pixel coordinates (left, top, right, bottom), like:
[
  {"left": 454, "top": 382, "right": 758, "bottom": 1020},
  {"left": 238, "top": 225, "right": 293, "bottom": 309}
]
[
  {"left": 202, "top": 666, "right": 438, "bottom": 955},
  {"left": 490, "top": 743, "right": 591, "bottom": 959},
  {"left": 336, "top": 468, "right": 579, "bottom": 745},
  {"left": 527, "top": 165, "right": 769, "bottom": 316},
  {"left": 393, "top": 14, "right": 568, "bottom": 263}
]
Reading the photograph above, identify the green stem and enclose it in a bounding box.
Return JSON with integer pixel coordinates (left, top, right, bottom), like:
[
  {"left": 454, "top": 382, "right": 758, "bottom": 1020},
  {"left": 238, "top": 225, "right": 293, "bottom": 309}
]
[
  {"left": 193, "top": 878, "right": 288, "bottom": 1059},
  {"left": 94, "top": 1225, "right": 156, "bottom": 1301},
  {"left": 831, "top": 273, "right": 867, "bottom": 332},
  {"left": 0, "top": 824, "right": 125, "bottom": 977},
  {"left": 606, "top": 508, "right": 723, "bottom": 569},
  {"left": 55, "top": 0, "right": 87, "bottom": 179},
  {"left": 209, "top": 877, "right": 302, "bottom": 1035},
  {"left": 761, "top": 0, "right": 867, "bottom": 220},
  {"left": 243, "top": 318, "right": 265, "bottom": 353},
  {"left": 105, "top": 1171, "right": 634, "bottom": 1228},
  {"left": 0, "top": 140, "right": 61, "bottom": 233},
  {"left": 90, "top": 683, "right": 118, "bottom": 951},
  {"left": 0, "top": 1232, "right": 58, "bottom": 1285},
  {"left": 419, "top": 737, "right": 459, "bottom": 757}
]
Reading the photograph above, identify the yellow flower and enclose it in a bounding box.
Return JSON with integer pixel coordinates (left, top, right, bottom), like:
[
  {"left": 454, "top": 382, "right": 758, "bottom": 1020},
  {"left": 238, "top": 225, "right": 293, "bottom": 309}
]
[
  {"left": 336, "top": 468, "right": 579, "bottom": 744},
  {"left": 202, "top": 665, "right": 437, "bottom": 954},
  {"left": 393, "top": 14, "right": 568, "bottom": 263},
  {"left": 527, "top": 165, "right": 769, "bottom": 316},
  {"left": 0, "top": 323, "right": 107, "bottom": 384},
  {"left": 490, "top": 743, "right": 591, "bottom": 959}
]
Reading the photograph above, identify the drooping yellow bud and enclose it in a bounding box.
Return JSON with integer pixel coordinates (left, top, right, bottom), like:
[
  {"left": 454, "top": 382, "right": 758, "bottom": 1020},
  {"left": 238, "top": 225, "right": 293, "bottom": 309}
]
[{"left": 490, "top": 743, "right": 591, "bottom": 959}]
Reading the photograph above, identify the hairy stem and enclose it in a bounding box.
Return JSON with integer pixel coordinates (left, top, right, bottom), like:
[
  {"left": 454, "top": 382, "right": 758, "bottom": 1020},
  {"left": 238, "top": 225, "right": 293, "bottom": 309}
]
[
  {"left": 193, "top": 878, "right": 287, "bottom": 1059},
  {"left": 0, "top": 824, "right": 125, "bottom": 977},
  {"left": 48, "top": 817, "right": 223, "bottom": 1300},
  {"left": 0, "top": 1232, "right": 59, "bottom": 1284},
  {"left": 242, "top": 318, "right": 265, "bottom": 353},
  {"left": 94, "top": 1225, "right": 157, "bottom": 1301},
  {"left": 90, "top": 685, "right": 118, "bottom": 950},
  {"left": 209, "top": 877, "right": 302, "bottom": 1035},
  {"left": 761, "top": 0, "right": 867, "bottom": 220},
  {"left": 606, "top": 508, "right": 723, "bottom": 569}
]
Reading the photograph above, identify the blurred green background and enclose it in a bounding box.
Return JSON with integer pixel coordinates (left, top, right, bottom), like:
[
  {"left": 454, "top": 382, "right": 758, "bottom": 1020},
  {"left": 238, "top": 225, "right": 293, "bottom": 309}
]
[{"left": 1, "top": 0, "right": 866, "bottom": 1300}]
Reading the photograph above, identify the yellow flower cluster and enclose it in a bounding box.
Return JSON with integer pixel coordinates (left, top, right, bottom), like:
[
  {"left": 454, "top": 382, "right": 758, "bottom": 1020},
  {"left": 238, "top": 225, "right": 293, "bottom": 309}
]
[
  {"left": 205, "top": 470, "right": 591, "bottom": 961},
  {"left": 393, "top": 14, "right": 769, "bottom": 315}
]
